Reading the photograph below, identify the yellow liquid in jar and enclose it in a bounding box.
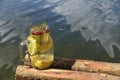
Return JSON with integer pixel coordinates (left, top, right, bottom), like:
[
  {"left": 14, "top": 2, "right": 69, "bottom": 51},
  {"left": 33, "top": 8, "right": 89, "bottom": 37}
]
[
  {"left": 27, "top": 32, "right": 53, "bottom": 55},
  {"left": 30, "top": 54, "right": 54, "bottom": 69},
  {"left": 27, "top": 27, "right": 54, "bottom": 69}
]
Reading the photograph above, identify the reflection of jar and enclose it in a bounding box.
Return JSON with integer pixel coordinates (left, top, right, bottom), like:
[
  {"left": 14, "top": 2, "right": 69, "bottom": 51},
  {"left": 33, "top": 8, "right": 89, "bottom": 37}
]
[{"left": 19, "top": 23, "right": 54, "bottom": 69}]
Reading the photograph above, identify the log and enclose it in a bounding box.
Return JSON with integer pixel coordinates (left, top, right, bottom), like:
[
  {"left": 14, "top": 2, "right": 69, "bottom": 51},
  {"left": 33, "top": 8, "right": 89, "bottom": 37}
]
[
  {"left": 24, "top": 57, "right": 120, "bottom": 76},
  {"left": 15, "top": 65, "right": 120, "bottom": 80}
]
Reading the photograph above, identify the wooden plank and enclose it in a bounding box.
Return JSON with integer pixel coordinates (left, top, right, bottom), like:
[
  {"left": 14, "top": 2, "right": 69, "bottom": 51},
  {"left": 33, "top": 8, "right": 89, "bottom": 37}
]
[
  {"left": 25, "top": 57, "right": 120, "bottom": 76},
  {"left": 15, "top": 65, "right": 120, "bottom": 80}
]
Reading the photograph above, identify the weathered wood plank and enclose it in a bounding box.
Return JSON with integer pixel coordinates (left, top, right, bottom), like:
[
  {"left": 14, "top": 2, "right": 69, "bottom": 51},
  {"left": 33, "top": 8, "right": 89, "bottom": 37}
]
[
  {"left": 24, "top": 57, "right": 120, "bottom": 76},
  {"left": 15, "top": 65, "right": 120, "bottom": 80}
]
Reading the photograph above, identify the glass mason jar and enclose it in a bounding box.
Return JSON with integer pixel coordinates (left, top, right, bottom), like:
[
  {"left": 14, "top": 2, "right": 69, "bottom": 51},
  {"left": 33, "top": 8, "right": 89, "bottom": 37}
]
[{"left": 19, "top": 24, "right": 54, "bottom": 69}]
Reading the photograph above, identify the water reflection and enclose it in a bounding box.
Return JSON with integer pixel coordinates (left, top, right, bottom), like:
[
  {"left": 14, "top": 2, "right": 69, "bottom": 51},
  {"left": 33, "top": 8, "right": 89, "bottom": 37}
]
[{"left": 53, "top": 0, "right": 120, "bottom": 58}]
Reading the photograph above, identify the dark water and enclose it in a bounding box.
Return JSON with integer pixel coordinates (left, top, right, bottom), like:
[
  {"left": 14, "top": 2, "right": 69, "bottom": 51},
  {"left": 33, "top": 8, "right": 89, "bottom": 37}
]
[{"left": 0, "top": 0, "right": 120, "bottom": 79}]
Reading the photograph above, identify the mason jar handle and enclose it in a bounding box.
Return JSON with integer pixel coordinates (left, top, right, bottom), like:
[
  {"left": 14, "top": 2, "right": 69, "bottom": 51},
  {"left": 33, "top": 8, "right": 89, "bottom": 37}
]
[{"left": 19, "top": 40, "right": 28, "bottom": 62}]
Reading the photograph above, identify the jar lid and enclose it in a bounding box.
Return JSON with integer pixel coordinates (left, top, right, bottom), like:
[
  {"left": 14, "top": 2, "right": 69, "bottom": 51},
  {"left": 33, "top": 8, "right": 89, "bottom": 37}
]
[
  {"left": 31, "top": 27, "right": 49, "bottom": 35},
  {"left": 30, "top": 22, "right": 49, "bottom": 35}
]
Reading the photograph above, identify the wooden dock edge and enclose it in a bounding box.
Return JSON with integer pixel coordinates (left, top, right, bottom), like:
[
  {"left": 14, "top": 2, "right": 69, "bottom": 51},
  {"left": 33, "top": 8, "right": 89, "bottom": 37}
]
[
  {"left": 15, "top": 57, "right": 120, "bottom": 80},
  {"left": 15, "top": 65, "right": 120, "bottom": 80}
]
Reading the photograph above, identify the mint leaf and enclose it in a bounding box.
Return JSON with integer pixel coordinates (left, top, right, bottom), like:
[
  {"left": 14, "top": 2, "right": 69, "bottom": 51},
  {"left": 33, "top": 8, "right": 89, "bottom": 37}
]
[{"left": 41, "top": 21, "right": 46, "bottom": 29}]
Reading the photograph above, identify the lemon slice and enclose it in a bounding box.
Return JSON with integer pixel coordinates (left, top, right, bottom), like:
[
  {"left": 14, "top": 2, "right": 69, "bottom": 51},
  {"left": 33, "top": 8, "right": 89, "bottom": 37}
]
[{"left": 27, "top": 36, "right": 37, "bottom": 55}]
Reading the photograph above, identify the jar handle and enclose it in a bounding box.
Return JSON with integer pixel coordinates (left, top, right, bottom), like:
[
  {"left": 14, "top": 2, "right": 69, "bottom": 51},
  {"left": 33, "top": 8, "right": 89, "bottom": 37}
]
[{"left": 19, "top": 40, "right": 28, "bottom": 62}]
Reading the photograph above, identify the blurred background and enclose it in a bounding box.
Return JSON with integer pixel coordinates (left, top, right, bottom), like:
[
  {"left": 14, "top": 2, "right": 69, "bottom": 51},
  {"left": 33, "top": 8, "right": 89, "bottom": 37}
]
[{"left": 0, "top": 0, "right": 120, "bottom": 79}]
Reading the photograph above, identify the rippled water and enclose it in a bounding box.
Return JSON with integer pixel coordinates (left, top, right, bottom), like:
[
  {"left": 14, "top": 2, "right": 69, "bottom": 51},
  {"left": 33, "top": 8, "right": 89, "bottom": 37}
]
[{"left": 0, "top": 0, "right": 120, "bottom": 79}]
